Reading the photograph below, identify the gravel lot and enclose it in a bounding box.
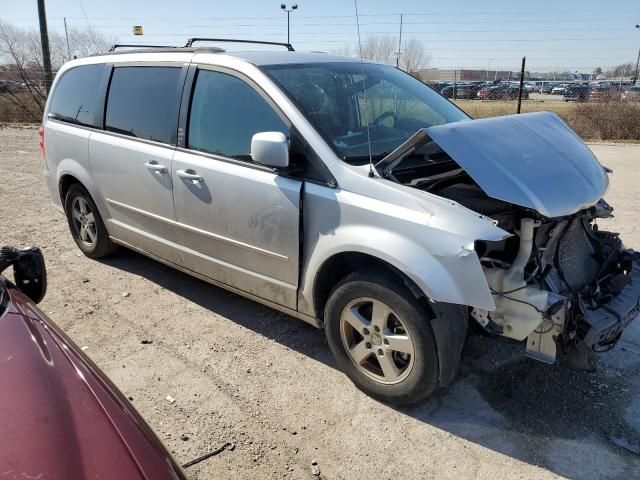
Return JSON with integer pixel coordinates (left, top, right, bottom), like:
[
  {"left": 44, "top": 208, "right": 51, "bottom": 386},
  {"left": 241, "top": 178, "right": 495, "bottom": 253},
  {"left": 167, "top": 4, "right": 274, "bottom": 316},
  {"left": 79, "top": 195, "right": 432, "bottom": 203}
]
[{"left": 1, "top": 125, "right": 640, "bottom": 479}]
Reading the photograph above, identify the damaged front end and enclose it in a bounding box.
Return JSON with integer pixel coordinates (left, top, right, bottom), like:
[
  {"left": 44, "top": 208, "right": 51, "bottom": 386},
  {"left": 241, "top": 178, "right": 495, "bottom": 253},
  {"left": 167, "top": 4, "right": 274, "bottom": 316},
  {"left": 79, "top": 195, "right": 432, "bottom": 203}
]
[
  {"left": 472, "top": 203, "right": 639, "bottom": 365},
  {"left": 378, "top": 111, "right": 639, "bottom": 366}
]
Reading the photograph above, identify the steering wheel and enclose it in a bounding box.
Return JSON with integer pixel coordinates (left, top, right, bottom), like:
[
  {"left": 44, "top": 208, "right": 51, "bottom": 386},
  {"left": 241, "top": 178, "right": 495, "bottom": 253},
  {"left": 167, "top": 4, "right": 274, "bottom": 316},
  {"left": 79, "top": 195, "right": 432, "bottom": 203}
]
[{"left": 371, "top": 110, "right": 395, "bottom": 126}]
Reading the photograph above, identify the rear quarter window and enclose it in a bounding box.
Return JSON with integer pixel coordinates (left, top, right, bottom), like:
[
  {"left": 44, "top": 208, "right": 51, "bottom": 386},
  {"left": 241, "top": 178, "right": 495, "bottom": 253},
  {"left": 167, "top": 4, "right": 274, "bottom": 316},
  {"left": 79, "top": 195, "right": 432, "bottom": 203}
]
[
  {"left": 48, "top": 64, "right": 105, "bottom": 128},
  {"left": 105, "top": 66, "right": 182, "bottom": 144}
]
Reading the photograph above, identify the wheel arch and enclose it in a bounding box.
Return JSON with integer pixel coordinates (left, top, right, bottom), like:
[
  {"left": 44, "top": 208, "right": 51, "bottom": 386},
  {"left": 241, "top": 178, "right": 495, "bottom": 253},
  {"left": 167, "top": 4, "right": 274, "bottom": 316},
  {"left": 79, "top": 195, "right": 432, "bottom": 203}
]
[
  {"left": 55, "top": 160, "right": 109, "bottom": 224},
  {"left": 300, "top": 227, "right": 495, "bottom": 322},
  {"left": 314, "top": 250, "right": 469, "bottom": 389},
  {"left": 312, "top": 251, "right": 425, "bottom": 323},
  {"left": 58, "top": 173, "right": 82, "bottom": 204}
]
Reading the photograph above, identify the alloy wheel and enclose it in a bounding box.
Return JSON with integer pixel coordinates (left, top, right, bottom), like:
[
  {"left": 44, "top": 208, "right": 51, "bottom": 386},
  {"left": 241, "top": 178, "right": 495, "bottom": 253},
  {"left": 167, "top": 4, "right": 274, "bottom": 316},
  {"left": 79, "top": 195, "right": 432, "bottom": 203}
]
[
  {"left": 71, "top": 196, "right": 97, "bottom": 247},
  {"left": 339, "top": 297, "right": 415, "bottom": 385}
]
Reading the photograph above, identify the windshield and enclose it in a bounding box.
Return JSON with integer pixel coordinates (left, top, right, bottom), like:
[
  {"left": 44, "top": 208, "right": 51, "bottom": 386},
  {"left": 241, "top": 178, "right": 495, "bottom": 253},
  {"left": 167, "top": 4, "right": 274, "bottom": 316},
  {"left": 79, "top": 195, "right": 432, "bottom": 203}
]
[{"left": 263, "top": 62, "right": 469, "bottom": 164}]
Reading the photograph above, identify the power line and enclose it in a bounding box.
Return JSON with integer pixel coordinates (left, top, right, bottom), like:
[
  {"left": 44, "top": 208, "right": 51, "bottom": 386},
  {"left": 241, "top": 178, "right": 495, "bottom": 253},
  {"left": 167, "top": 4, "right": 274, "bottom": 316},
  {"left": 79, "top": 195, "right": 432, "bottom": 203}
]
[
  {"left": 48, "top": 17, "right": 637, "bottom": 27},
  {"left": 63, "top": 24, "right": 639, "bottom": 32},
  {"left": 75, "top": 0, "right": 93, "bottom": 33},
  {"left": 291, "top": 37, "right": 636, "bottom": 43},
  {"left": 115, "top": 33, "right": 637, "bottom": 41},
  {"left": 47, "top": 9, "right": 640, "bottom": 20},
  {"left": 97, "top": 29, "right": 638, "bottom": 34}
]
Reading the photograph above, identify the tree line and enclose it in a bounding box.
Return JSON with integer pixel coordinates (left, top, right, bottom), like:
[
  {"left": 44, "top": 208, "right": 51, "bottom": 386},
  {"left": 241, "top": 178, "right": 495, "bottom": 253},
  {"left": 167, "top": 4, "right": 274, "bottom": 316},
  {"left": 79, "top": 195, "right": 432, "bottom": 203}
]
[{"left": 0, "top": 21, "right": 114, "bottom": 121}]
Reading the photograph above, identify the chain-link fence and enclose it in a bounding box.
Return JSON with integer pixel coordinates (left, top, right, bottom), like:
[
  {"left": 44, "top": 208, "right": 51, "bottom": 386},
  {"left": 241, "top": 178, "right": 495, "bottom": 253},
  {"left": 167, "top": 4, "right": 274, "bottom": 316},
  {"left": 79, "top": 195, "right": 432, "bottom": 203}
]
[
  {"left": 418, "top": 67, "right": 640, "bottom": 141},
  {"left": 0, "top": 93, "right": 41, "bottom": 123}
]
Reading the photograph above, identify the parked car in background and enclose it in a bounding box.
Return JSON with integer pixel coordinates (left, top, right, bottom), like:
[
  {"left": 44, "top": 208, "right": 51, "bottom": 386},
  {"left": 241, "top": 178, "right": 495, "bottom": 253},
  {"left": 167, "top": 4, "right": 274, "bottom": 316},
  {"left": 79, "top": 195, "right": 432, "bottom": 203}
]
[
  {"left": 564, "top": 84, "right": 590, "bottom": 102},
  {"left": 440, "top": 82, "right": 482, "bottom": 99},
  {"left": 0, "top": 80, "right": 24, "bottom": 93},
  {"left": 540, "top": 82, "right": 555, "bottom": 94},
  {"left": 42, "top": 43, "right": 639, "bottom": 404},
  {"left": 589, "top": 84, "right": 615, "bottom": 102},
  {"left": 476, "top": 85, "right": 498, "bottom": 100},
  {"left": 426, "top": 81, "right": 451, "bottom": 93},
  {"left": 477, "top": 84, "right": 529, "bottom": 100},
  {"left": 551, "top": 83, "right": 568, "bottom": 95},
  {"left": 0, "top": 245, "right": 186, "bottom": 479},
  {"left": 622, "top": 85, "right": 640, "bottom": 101},
  {"left": 438, "top": 84, "right": 456, "bottom": 98}
]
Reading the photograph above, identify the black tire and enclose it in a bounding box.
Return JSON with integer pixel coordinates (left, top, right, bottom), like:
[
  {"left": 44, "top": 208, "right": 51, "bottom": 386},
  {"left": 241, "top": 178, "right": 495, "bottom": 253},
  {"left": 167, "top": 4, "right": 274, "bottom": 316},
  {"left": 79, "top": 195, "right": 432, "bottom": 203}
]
[
  {"left": 324, "top": 270, "right": 440, "bottom": 405},
  {"left": 64, "top": 183, "right": 117, "bottom": 258}
]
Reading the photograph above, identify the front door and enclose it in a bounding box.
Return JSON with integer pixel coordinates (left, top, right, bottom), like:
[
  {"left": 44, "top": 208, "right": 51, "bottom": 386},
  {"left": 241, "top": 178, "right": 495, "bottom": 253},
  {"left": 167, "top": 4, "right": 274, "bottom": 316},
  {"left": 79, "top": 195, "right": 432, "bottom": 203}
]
[
  {"left": 89, "top": 65, "right": 184, "bottom": 257},
  {"left": 171, "top": 67, "right": 302, "bottom": 309}
]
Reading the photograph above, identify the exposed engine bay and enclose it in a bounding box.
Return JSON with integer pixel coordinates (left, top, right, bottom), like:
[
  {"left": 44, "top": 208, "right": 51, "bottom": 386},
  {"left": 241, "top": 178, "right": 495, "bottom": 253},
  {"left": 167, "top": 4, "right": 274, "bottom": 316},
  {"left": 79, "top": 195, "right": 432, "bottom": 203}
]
[{"left": 385, "top": 140, "right": 640, "bottom": 366}]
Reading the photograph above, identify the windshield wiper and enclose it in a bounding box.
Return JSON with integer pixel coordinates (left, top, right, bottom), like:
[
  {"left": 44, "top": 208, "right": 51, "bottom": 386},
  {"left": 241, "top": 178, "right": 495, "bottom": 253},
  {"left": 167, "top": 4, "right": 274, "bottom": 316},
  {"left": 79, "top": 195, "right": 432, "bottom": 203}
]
[{"left": 342, "top": 152, "right": 388, "bottom": 165}]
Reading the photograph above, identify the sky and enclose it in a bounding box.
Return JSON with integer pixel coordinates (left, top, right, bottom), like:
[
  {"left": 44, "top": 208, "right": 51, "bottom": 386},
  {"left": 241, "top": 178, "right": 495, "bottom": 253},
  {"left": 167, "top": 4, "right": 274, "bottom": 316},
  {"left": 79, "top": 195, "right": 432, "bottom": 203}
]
[{"left": 3, "top": 0, "right": 640, "bottom": 72}]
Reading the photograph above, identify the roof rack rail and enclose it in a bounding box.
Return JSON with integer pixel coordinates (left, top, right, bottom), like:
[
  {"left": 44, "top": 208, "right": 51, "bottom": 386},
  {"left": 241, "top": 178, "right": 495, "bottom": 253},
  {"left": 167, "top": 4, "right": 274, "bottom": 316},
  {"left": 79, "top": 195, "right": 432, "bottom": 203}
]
[
  {"left": 109, "top": 44, "right": 177, "bottom": 52},
  {"left": 184, "top": 38, "right": 294, "bottom": 51}
]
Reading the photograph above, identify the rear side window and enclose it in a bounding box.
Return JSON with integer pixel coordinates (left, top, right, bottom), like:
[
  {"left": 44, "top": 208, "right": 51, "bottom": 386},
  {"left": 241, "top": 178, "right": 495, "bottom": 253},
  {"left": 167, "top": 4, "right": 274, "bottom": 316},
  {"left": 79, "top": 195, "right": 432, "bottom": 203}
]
[
  {"left": 187, "top": 69, "right": 288, "bottom": 160},
  {"left": 49, "top": 64, "right": 104, "bottom": 127},
  {"left": 105, "top": 67, "right": 181, "bottom": 144}
]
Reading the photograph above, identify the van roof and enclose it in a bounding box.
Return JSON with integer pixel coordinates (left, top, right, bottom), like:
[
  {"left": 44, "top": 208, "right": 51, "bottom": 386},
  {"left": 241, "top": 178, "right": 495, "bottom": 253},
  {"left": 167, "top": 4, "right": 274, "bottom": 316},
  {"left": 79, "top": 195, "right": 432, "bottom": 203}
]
[
  {"left": 94, "top": 48, "right": 370, "bottom": 67},
  {"left": 218, "top": 50, "right": 368, "bottom": 66}
]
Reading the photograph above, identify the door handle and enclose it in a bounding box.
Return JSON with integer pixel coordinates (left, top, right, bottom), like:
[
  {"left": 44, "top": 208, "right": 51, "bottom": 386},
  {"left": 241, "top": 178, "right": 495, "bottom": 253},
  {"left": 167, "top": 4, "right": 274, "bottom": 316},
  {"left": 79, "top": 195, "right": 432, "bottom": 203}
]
[
  {"left": 144, "top": 161, "right": 168, "bottom": 173},
  {"left": 176, "top": 169, "right": 203, "bottom": 182}
]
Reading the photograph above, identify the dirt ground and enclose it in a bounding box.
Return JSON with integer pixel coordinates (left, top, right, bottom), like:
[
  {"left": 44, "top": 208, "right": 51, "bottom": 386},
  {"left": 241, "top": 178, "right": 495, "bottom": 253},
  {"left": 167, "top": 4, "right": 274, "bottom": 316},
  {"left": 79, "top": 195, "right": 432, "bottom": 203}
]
[{"left": 1, "top": 125, "right": 640, "bottom": 480}]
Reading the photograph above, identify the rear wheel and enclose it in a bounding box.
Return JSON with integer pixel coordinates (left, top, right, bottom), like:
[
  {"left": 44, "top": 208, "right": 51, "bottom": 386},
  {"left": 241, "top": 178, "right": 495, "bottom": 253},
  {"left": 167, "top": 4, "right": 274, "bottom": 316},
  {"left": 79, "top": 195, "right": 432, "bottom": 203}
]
[
  {"left": 324, "top": 270, "right": 440, "bottom": 405},
  {"left": 64, "top": 184, "right": 117, "bottom": 258}
]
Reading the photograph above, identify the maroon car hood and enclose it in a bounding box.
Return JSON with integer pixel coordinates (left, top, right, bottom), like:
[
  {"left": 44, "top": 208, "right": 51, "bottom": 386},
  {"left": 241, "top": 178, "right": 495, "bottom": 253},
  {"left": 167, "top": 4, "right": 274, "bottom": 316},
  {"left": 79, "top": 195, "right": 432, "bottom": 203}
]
[{"left": 0, "top": 287, "right": 185, "bottom": 479}]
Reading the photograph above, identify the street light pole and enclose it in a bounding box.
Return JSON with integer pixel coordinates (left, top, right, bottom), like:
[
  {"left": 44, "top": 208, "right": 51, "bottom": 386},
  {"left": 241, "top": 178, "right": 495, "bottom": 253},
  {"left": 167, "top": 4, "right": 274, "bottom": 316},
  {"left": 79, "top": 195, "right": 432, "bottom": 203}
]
[
  {"left": 280, "top": 4, "right": 298, "bottom": 45},
  {"left": 633, "top": 25, "right": 640, "bottom": 85},
  {"left": 487, "top": 58, "right": 495, "bottom": 82}
]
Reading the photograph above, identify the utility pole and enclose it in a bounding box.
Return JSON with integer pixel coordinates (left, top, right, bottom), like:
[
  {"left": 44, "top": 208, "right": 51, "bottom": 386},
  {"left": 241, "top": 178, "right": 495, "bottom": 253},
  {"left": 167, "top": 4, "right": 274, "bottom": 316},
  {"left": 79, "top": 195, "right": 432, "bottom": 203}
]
[
  {"left": 37, "top": 0, "right": 53, "bottom": 94},
  {"left": 396, "top": 14, "right": 403, "bottom": 68},
  {"left": 453, "top": 69, "right": 457, "bottom": 100},
  {"left": 280, "top": 4, "right": 298, "bottom": 45},
  {"left": 517, "top": 56, "right": 526, "bottom": 114},
  {"left": 63, "top": 17, "right": 71, "bottom": 62}
]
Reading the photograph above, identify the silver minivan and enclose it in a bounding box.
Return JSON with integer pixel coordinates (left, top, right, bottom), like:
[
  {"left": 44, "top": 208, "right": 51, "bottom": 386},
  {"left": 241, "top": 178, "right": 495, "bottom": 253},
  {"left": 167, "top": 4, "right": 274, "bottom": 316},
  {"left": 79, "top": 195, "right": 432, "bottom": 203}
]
[{"left": 43, "top": 40, "right": 639, "bottom": 404}]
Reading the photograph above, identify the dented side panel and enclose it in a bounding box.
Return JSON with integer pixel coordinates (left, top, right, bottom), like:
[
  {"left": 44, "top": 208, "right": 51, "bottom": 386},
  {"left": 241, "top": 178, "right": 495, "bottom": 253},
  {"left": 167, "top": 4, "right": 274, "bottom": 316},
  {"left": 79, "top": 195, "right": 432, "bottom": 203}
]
[{"left": 299, "top": 179, "right": 510, "bottom": 316}]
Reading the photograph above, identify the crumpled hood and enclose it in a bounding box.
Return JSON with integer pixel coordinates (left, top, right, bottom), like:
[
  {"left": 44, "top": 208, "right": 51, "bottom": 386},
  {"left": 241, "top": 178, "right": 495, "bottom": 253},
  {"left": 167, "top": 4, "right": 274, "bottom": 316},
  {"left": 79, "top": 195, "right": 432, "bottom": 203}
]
[
  {"left": 425, "top": 111, "right": 608, "bottom": 218},
  {"left": 378, "top": 111, "right": 608, "bottom": 218}
]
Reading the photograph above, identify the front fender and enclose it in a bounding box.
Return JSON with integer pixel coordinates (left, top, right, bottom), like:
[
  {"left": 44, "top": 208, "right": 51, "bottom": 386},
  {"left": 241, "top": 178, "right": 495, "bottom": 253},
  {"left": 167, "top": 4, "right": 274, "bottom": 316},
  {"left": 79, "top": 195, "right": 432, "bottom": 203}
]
[
  {"left": 299, "top": 183, "right": 509, "bottom": 317},
  {"left": 301, "top": 225, "right": 496, "bottom": 316}
]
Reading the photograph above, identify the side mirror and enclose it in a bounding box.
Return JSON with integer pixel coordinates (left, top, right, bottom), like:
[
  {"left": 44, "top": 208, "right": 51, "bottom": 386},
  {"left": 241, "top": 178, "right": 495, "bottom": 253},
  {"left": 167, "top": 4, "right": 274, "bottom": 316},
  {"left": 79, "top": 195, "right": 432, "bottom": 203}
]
[
  {"left": 251, "top": 132, "right": 289, "bottom": 169},
  {"left": 0, "top": 246, "right": 47, "bottom": 304}
]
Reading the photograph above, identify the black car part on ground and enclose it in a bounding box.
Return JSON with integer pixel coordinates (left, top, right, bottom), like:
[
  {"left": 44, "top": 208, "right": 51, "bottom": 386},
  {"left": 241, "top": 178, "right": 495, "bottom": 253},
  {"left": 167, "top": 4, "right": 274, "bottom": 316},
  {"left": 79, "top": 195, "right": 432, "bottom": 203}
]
[{"left": 0, "top": 246, "right": 47, "bottom": 303}]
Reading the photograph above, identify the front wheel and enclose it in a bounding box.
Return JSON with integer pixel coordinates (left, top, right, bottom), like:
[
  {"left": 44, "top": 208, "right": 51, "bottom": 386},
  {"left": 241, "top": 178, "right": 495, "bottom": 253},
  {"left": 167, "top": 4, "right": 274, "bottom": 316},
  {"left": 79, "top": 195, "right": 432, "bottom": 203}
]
[{"left": 324, "top": 270, "right": 441, "bottom": 405}]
